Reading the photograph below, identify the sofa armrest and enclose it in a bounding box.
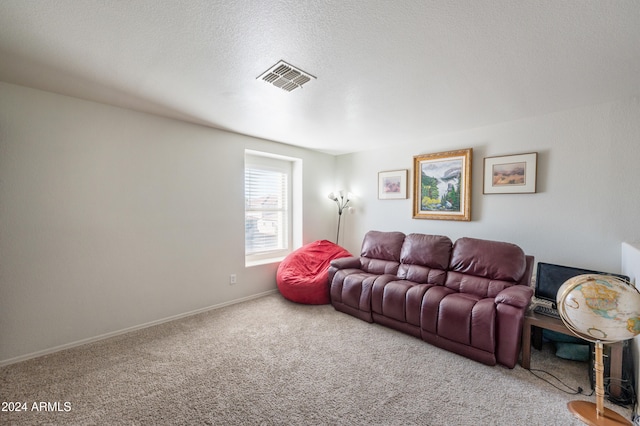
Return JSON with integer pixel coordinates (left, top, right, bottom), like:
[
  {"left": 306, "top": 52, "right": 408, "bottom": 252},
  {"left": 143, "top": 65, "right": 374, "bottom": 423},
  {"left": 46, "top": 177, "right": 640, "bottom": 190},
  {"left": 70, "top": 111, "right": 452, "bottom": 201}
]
[
  {"left": 495, "top": 285, "right": 533, "bottom": 308},
  {"left": 330, "top": 256, "right": 362, "bottom": 270},
  {"left": 328, "top": 256, "right": 363, "bottom": 285}
]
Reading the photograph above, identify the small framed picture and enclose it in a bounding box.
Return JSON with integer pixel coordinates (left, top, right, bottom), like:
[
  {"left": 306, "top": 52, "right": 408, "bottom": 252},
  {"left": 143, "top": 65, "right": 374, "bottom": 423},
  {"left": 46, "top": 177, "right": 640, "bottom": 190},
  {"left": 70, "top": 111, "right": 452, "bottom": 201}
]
[
  {"left": 483, "top": 152, "right": 538, "bottom": 194},
  {"left": 378, "top": 170, "right": 408, "bottom": 199}
]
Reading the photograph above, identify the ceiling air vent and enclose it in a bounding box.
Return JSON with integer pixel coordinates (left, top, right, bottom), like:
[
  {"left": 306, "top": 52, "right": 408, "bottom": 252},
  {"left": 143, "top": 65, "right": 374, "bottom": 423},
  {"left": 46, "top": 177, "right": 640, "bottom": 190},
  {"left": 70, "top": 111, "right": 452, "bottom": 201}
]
[{"left": 257, "top": 60, "right": 315, "bottom": 92}]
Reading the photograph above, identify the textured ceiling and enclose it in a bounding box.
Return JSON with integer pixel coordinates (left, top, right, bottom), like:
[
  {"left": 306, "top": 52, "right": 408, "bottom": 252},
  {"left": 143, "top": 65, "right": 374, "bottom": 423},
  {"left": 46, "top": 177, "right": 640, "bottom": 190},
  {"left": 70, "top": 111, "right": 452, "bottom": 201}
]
[{"left": 1, "top": 0, "right": 639, "bottom": 154}]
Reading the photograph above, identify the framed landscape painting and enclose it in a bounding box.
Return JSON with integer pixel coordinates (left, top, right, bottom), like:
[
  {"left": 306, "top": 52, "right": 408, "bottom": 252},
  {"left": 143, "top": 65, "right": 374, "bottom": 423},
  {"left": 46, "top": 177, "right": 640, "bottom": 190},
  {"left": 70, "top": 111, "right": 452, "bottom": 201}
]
[
  {"left": 378, "top": 169, "right": 408, "bottom": 199},
  {"left": 413, "top": 148, "right": 472, "bottom": 221},
  {"left": 483, "top": 152, "right": 537, "bottom": 194}
]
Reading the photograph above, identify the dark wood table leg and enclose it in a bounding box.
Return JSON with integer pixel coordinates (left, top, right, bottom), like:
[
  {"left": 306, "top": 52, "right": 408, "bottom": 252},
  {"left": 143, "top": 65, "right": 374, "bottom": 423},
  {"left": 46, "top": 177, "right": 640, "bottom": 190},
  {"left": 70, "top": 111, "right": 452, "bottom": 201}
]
[
  {"left": 521, "top": 317, "right": 532, "bottom": 369},
  {"left": 608, "top": 342, "right": 623, "bottom": 399}
]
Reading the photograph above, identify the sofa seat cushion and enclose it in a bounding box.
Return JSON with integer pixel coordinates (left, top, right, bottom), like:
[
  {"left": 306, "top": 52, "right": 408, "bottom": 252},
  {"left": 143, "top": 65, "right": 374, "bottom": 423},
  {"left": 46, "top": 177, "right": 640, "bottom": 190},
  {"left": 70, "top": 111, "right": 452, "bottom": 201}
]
[
  {"left": 420, "top": 287, "right": 497, "bottom": 354},
  {"left": 371, "top": 279, "right": 436, "bottom": 325},
  {"left": 437, "top": 294, "right": 496, "bottom": 353},
  {"left": 420, "top": 286, "right": 456, "bottom": 334},
  {"left": 361, "top": 258, "right": 402, "bottom": 275},
  {"left": 445, "top": 271, "right": 517, "bottom": 299},
  {"left": 330, "top": 270, "right": 379, "bottom": 315}
]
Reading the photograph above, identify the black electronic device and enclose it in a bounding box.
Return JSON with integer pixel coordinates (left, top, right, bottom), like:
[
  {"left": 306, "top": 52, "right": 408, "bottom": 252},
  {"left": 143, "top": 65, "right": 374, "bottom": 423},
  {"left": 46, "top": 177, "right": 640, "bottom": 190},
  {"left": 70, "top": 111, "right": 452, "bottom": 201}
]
[{"left": 534, "top": 262, "right": 630, "bottom": 309}]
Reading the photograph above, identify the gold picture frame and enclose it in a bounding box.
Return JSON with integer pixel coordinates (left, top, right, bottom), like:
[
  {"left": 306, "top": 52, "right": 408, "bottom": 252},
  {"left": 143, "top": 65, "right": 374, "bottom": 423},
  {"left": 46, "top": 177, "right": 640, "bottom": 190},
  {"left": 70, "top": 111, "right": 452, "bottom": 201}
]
[{"left": 413, "top": 148, "right": 472, "bottom": 221}]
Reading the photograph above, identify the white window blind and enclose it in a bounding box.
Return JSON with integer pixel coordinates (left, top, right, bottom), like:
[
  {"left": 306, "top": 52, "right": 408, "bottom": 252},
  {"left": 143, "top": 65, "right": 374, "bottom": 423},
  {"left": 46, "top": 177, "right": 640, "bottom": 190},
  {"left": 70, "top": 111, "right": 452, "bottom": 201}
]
[{"left": 245, "top": 153, "right": 292, "bottom": 262}]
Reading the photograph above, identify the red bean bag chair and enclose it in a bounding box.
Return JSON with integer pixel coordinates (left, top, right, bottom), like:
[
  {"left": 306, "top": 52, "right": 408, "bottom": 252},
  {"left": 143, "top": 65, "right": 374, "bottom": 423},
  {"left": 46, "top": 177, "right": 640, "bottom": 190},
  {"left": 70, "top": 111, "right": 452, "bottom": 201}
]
[{"left": 277, "top": 240, "right": 352, "bottom": 304}]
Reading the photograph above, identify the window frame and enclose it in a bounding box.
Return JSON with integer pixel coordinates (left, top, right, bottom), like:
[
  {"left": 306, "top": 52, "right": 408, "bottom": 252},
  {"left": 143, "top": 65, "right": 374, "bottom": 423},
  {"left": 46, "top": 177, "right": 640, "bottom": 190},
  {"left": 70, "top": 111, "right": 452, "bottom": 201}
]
[{"left": 244, "top": 150, "right": 301, "bottom": 266}]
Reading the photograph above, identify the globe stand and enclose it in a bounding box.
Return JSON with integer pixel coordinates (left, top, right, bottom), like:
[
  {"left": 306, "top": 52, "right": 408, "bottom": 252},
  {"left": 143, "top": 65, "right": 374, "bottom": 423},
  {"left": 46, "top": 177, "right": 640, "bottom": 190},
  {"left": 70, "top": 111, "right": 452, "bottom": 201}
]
[
  {"left": 556, "top": 274, "right": 640, "bottom": 426},
  {"left": 566, "top": 341, "right": 631, "bottom": 426}
]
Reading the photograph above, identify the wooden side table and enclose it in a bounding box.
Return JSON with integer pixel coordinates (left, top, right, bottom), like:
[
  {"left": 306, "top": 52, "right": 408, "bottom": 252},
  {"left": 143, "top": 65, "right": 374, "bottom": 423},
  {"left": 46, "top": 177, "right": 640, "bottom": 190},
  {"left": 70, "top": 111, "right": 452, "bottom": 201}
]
[{"left": 521, "top": 309, "right": 623, "bottom": 398}]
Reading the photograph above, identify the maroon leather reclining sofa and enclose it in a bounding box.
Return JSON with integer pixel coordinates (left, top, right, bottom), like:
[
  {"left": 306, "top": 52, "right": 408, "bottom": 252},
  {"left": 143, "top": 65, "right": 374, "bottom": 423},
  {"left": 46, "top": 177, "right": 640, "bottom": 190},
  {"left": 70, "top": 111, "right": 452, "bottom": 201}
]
[{"left": 328, "top": 230, "right": 534, "bottom": 368}]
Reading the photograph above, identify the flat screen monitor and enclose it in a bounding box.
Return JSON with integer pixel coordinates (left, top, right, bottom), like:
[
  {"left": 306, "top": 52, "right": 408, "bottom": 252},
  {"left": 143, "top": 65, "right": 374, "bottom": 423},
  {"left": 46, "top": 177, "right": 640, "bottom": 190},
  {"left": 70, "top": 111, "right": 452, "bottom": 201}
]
[{"left": 534, "top": 262, "right": 629, "bottom": 308}]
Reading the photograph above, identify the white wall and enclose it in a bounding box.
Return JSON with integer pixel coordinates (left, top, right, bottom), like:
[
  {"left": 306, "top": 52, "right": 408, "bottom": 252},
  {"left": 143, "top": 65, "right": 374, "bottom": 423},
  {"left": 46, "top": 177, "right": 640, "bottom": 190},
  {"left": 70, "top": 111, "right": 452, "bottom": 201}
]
[
  {"left": 622, "top": 242, "right": 640, "bottom": 416},
  {"left": 0, "top": 82, "right": 337, "bottom": 364},
  {"left": 337, "top": 96, "right": 640, "bottom": 275},
  {"left": 3, "top": 80, "right": 639, "bottom": 366}
]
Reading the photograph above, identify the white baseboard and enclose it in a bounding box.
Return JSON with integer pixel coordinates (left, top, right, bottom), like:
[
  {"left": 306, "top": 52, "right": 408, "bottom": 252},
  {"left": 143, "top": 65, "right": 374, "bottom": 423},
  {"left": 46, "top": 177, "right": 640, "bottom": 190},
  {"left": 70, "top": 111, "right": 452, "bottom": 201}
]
[{"left": 0, "top": 290, "right": 278, "bottom": 367}]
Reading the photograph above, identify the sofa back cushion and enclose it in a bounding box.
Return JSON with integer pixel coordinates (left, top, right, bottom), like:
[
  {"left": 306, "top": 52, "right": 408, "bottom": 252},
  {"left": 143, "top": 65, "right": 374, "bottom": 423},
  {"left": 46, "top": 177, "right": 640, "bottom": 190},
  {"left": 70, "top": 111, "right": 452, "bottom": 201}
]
[
  {"left": 396, "top": 234, "right": 452, "bottom": 284},
  {"left": 360, "top": 230, "right": 405, "bottom": 275},
  {"left": 446, "top": 237, "right": 527, "bottom": 298}
]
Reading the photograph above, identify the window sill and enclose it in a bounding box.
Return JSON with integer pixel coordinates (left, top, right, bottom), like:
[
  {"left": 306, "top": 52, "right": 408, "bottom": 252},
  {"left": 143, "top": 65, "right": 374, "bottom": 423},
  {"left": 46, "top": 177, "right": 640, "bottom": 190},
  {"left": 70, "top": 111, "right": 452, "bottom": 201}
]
[{"left": 245, "top": 256, "right": 286, "bottom": 268}]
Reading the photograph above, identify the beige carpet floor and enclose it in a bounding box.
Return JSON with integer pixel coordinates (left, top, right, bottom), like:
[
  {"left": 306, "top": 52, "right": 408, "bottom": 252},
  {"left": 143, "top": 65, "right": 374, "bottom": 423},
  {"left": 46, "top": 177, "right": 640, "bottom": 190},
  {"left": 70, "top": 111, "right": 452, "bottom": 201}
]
[{"left": 0, "top": 292, "right": 633, "bottom": 425}]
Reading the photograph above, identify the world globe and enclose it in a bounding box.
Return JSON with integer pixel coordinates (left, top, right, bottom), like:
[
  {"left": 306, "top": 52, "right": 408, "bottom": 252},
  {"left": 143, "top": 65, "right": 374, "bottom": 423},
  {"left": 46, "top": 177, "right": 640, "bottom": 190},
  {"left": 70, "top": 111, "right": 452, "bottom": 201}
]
[
  {"left": 556, "top": 274, "right": 640, "bottom": 426},
  {"left": 557, "top": 274, "right": 640, "bottom": 344}
]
